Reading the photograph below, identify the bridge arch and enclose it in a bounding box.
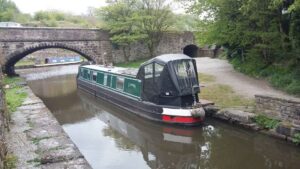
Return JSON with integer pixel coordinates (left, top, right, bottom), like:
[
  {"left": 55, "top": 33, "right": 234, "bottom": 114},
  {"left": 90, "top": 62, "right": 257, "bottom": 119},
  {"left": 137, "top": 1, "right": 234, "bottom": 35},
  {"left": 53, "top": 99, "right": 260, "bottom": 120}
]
[{"left": 4, "top": 43, "right": 95, "bottom": 76}]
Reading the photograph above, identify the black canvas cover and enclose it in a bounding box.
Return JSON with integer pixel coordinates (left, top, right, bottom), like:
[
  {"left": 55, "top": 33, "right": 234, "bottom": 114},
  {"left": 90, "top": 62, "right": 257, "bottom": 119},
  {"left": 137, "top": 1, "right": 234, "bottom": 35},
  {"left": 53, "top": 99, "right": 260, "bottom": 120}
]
[{"left": 137, "top": 54, "right": 200, "bottom": 108}]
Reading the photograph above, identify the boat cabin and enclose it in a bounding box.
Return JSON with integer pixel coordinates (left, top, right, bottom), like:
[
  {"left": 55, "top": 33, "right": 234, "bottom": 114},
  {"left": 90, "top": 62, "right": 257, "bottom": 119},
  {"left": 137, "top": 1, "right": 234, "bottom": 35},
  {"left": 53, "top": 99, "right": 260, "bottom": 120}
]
[
  {"left": 78, "top": 54, "right": 200, "bottom": 108},
  {"left": 137, "top": 54, "right": 200, "bottom": 107}
]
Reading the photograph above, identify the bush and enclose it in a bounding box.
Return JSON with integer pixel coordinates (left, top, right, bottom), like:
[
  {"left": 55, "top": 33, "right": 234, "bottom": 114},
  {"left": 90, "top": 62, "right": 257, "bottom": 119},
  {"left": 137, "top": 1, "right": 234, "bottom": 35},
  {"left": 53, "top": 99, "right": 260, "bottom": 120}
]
[
  {"left": 253, "top": 114, "right": 280, "bottom": 129},
  {"left": 230, "top": 57, "right": 300, "bottom": 96},
  {"left": 292, "top": 133, "right": 300, "bottom": 145}
]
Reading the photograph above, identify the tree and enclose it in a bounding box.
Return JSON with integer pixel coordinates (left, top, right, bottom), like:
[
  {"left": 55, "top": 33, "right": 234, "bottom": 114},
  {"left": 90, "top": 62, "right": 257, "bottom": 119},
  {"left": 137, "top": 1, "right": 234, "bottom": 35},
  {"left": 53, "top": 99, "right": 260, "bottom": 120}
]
[
  {"left": 136, "top": 0, "right": 173, "bottom": 57},
  {"left": 100, "top": 0, "right": 146, "bottom": 62},
  {"left": 100, "top": 0, "right": 173, "bottom": 59},
  {"left": 0, "top": 0, "right": 19, "bottom": 21},
  {"left": 180, "top": 0, "right": 300, "bottom": 95}
]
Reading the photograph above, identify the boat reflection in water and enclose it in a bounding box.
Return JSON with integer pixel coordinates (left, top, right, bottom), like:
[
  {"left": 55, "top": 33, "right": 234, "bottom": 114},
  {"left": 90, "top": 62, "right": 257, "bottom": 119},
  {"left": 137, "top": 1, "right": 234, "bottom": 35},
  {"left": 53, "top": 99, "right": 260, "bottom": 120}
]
[{"left": 78, "top": 91, "right": 211, "bottom": 169}]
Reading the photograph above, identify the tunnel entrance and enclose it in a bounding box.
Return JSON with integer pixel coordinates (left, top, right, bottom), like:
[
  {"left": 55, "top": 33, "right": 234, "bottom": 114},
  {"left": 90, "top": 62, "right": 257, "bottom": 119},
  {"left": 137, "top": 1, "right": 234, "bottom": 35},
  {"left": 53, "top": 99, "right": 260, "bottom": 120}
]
[{"left": 183, "top": 44, "right": 199, "bottom": 58}]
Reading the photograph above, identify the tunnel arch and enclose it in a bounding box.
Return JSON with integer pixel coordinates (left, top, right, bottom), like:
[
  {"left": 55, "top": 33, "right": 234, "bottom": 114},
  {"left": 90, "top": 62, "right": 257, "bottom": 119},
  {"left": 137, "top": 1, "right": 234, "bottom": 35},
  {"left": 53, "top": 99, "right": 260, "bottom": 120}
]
[
  {"left": 4, "top": 43, "right": 95, "bottom": 76},
  {"left": 183, "top": 44, "right": 199, "bottom": 58}
]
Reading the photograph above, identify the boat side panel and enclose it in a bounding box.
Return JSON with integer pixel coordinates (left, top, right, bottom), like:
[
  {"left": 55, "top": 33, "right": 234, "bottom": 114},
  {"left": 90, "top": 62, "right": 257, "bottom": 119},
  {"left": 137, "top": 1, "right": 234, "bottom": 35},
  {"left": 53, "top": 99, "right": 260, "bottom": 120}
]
[
  {"left": 77, "top": 78, "right": 163, "bottom": 121},
  {"left": 77, "top": 78, "right": 203, "bottom": 126}
]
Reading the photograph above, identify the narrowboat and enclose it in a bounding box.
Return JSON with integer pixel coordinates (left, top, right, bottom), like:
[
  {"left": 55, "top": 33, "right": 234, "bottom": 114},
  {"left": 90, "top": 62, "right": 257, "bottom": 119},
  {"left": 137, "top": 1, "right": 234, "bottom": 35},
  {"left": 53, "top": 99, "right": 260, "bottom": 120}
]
[{"left": 76, "top": 54, "right": 205, "bottom": 126}]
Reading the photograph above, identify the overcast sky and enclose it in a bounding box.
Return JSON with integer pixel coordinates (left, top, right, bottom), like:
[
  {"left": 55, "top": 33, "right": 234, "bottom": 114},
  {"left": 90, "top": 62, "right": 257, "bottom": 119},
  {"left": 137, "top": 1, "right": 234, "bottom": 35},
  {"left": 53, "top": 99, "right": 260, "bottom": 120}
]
[{"left": 11, "top": 0, "right": 184, "bottom": 15}]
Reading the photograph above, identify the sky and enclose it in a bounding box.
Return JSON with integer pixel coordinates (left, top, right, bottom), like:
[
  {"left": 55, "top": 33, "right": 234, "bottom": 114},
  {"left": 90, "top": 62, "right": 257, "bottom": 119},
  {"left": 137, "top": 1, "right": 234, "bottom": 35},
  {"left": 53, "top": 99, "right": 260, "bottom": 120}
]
[
  {"left": 12, "top": 0, "right": 108, "bottom": 15},
  {"left": 11, "top": 0, "right": 184, "bottom": 15}
]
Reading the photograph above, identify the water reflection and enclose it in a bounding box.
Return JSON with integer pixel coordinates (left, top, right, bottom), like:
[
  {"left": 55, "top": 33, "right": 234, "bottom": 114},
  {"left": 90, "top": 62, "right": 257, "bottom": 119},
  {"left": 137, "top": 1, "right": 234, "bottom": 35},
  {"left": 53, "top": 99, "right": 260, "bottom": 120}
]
[{"left": 27, "top": 73, "right": 300, "bottom": 169}]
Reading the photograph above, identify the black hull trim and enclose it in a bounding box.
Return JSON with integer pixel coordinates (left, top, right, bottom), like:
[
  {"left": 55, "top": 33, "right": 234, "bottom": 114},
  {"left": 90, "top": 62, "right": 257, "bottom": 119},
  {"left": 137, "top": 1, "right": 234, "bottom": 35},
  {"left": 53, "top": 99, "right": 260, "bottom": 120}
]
[{"left": 77, "top": 79, "right": 203, "bottom": 126}]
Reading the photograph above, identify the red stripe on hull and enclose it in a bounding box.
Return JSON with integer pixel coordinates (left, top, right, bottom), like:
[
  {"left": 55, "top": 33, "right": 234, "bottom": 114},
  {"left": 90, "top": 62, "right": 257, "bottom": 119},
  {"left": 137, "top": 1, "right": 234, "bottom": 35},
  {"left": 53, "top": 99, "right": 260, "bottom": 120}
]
[{"left": 162, "top": 115, "right": 203, "bottom": 124}]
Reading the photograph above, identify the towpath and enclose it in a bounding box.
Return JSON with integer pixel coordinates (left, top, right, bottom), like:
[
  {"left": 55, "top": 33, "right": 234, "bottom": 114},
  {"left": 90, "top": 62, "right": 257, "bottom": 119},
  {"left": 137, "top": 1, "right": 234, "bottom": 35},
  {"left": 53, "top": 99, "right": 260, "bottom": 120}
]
[{"left": 196, "top": 57, "right": 300, "bottom": 101}]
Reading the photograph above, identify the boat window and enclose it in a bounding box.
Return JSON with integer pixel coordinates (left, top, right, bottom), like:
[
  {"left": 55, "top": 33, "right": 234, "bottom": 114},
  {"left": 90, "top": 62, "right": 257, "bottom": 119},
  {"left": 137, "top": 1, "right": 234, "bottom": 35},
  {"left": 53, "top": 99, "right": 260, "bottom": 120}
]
[
  {"left": 86, "top": 70, "right": 90, "bottom": 80},
  {"left": 104, "top": 74, "right": 107, "bottom": 85},
  {"left": 116, "top": 76, "right": 124, "bottom": 90},
  {"left": 173, "top": 60, "right": 198, "bottom": 89},
  {"left": 144, "top": 64, "right": 153, "bottom": 79},
  {"left": 154, "top": 63, "right": 164, "bottom": 78},
  {"left": 80, "top": 68, "right": 83, "bottom": 77},
  {"left": 92, "top": 72, "right": 97, "bottom": 81}
]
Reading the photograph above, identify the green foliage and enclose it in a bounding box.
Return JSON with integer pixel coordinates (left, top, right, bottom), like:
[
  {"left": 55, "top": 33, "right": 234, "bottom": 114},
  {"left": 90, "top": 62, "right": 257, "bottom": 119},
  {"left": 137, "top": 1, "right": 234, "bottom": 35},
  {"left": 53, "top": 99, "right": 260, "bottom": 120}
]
[
  {"left": 231, "top": 57, "right": 300, "bottom": 96},
  {"left": 30, "top": 10, "right": 102, "bottom": 28},
  {"left": 180, "top": 0, "right": 300, "bottom": 96},
  {"left": 4, "top": 77, "right": 27, "bottom": 113},
  {"left": 292, "top": 133, "right": 300, "bottom": 145},
  {"left": 115, "top": 58, "right": 148, "bottom": 68},
  {"left": 136, "top": 0, "right": 174, "bottom": 57},
  {"left": 0, "top": 0, "right": 20, "bottom": 21},
  {"left": 100, "top": 0, "right": 147, "bottom": 61},
  {"left": 100, "top": 0, "right": 173, "bottom": 59},
  {"left": 4, "top": 154, "right": 17, "bottom": 169},
  {"left": 253, "top": 114, "right": 280, "bottom": 129}
]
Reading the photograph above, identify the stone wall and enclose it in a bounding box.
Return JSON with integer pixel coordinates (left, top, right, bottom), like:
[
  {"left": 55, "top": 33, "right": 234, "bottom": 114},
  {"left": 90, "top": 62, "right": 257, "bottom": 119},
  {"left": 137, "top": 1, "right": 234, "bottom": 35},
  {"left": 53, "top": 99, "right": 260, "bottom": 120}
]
[
  {"left": 198, "top": 49, "right": 223, "bottom": 58},
  {"left": 0, "top": 67, "right": 8, "bottom": 169},
  {"left": 112, "top": 31, "right": 195, "bottom": 63},
  {"left": 255, "top": 95, "right": 300, "bottom": 126}
]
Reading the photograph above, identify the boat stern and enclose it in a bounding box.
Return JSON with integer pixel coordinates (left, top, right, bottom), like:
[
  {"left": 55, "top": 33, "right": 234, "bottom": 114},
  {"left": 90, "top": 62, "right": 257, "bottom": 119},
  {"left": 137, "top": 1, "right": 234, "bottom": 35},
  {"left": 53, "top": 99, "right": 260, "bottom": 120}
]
[{"left": 161, "top": 107, "right": 205, "bottom": 126}]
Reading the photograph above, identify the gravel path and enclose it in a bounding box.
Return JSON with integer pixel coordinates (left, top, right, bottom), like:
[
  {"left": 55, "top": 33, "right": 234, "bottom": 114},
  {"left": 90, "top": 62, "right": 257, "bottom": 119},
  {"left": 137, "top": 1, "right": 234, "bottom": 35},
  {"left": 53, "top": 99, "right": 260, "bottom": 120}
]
[{"left": 196, "top": 57, "right": 300, "bottom": 101}]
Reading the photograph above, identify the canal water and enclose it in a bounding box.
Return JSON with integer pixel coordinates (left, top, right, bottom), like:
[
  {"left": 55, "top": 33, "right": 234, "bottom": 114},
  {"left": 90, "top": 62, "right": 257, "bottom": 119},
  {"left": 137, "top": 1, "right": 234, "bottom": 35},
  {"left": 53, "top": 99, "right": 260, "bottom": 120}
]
[{"left": 21, "top": 68, "right": 300, "bottom": 169}]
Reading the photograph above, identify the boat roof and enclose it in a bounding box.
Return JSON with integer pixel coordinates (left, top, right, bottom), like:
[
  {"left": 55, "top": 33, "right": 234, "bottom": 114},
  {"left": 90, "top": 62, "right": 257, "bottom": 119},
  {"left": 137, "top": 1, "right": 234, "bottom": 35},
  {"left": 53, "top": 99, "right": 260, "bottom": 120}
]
[
  {"left": 81, "top": 65, "right": 138, "bottom": 77},
  {"left": 141, "top": 54, "right": 193, "bottom": 66}
]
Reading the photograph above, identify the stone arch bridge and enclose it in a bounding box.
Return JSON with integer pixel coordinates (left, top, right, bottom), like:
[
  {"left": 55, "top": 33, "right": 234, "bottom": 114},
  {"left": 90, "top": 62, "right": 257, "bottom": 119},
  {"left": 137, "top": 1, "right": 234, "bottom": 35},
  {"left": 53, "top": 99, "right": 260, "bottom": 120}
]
[
  {"left": 0, "top": 27, "right": 111, "bottom": 75},
  {"left": 0, "top": 27, "right": 197, "bottom": 76}
]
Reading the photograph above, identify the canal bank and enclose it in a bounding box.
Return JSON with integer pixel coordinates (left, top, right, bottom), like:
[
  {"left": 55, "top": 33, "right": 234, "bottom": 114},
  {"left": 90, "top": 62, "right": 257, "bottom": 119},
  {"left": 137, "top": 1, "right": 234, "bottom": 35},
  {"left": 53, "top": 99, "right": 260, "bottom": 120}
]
[{"left": 1, "top": 76, "right": 91, "bottom": 168}]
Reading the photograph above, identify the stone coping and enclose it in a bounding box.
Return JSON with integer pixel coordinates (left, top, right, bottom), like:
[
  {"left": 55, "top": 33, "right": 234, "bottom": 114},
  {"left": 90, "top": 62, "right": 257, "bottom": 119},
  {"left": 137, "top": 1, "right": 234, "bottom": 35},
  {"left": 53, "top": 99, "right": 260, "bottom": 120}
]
[
  {"left": 6, "top": 86, "right": 92, "bottom": 168},
  {"left": 255, "top": 94, "right": 300, "bottom": 103}
]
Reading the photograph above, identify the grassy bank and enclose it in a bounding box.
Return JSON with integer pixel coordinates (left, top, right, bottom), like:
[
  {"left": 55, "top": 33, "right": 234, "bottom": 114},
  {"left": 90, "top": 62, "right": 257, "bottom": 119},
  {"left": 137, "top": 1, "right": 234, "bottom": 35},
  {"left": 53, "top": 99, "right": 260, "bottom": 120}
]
[
  {"left": 3, "top": 77, "right": 28, "bottom": 113},
  {"left": 230, "top": 57, "right": 300, "bottom": 97},
  {"left": 199, "top": 73, "right": 254, "bottom": 109},
  {"left": 15, "top": 59, "right": 35, "bottom": 67}
]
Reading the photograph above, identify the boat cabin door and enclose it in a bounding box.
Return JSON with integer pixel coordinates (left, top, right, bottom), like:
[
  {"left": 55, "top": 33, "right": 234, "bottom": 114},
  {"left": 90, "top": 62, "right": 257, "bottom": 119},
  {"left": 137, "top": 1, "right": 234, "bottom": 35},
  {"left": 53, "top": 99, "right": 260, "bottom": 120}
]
[{"left": 140, "top": 62, "right": 164, "bottom": 103}]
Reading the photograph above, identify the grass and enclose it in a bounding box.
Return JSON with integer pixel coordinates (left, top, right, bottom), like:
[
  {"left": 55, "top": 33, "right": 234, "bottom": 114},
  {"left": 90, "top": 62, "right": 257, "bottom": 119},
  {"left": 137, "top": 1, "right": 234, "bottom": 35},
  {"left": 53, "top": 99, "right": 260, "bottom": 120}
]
[
  {"left": 200, "top": 84, "right": 255, "bottom": 108},
  {"left": 4, "top": 77, "right": 28, "bottom": 113},
  {"left": 15, "top": 59, "right": 35, "bottom": 67},
  {"left": 27, "top": 158, "right": 41, "bottom": 167},
  {"left": 4, "top": 154, "right": 18, "bottom": 169},
  {"left": 199, "top": 73, "right": 216, "bottom": 83},
  {"left": 115, "top": 58, "right": 149, "bottom": 68},
  {"left": 198, "top": 73, "right": 255, "bottom": 108}
]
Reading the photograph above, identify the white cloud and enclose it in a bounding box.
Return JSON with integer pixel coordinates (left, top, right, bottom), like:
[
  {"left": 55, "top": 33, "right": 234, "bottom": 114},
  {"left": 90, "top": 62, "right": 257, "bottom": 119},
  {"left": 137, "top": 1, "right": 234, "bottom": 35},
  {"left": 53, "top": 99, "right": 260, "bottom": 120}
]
[{"left": 12, "top": 0, "right": 108, "bottom": 15}]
